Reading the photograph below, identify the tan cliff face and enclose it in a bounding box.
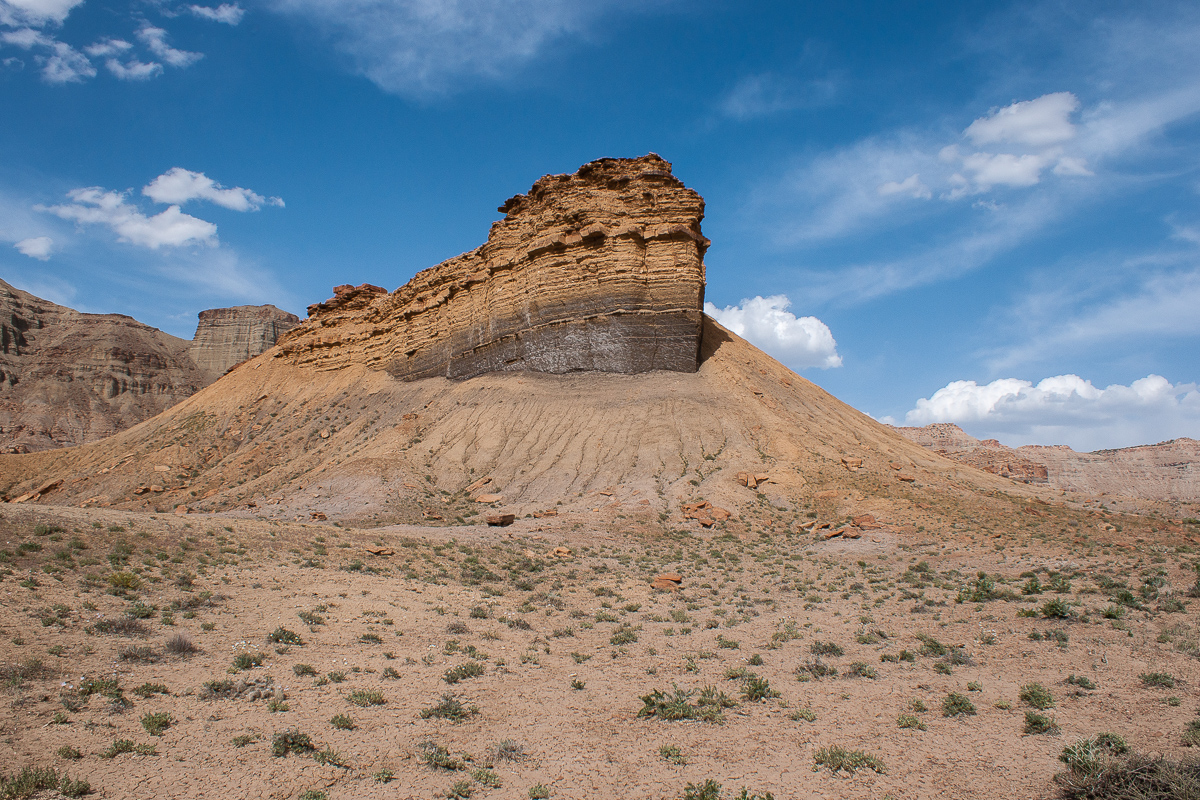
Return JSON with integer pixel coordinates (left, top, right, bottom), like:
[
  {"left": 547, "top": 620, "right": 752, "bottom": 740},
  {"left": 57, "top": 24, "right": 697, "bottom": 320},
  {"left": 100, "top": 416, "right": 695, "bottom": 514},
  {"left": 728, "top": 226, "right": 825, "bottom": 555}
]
[
  {"left": 278, "top": 154, "right": 709, "bottom": 379},
  {"left": 190, "top": 304, "right": 300, "bottom": 382},
  {"left": 0, "top": 279, "right": 295, "bottom": 452},
  {"left": 895, "top": 422, "right": 1200, "bottom": 502}
]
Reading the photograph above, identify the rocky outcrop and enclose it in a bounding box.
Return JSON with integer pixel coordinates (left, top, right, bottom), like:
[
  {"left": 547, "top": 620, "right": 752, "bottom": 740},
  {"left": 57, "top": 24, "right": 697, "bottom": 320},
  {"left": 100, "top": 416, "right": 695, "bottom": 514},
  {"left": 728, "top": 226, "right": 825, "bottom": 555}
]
[
  {"left": 0, "top": 278, "right": 205, "bottom": 451},
  {"left": 190, "top": 305, "right": 300, "bottom": 381},
  {"left": 0, "top": 279, "right": 296, "bottom": 452},
  {"left": 895, "top": 423, "right": 1200, "bottom": 501},
  {"left": 279, "top": 154, "right": 709, "bottom": 379},
  {"left": 894, "top": 423, "right": 1048, "bottom": 484}
]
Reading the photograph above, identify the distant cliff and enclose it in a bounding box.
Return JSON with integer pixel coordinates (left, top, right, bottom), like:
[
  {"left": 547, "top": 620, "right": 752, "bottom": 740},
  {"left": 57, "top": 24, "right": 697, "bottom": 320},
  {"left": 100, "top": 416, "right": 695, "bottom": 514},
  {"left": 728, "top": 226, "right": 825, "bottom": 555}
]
[
  {"left": 191, "top": 305, "right": 299, "bottom": 381},
  {"left": 895, "top": 422, "right": 1200, "bottom": 502},
  {"left": 0, "top": 278, "right": 295, "bottom": 451}
]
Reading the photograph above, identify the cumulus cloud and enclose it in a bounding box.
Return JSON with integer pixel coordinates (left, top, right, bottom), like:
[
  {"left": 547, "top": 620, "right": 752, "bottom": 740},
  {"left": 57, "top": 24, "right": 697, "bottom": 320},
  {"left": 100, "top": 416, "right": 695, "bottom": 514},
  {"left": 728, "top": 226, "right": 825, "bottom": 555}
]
[
  {"left": 0, "top": 0, "right": 84, "bottom": 26},
  {"left": 84, "top": 38, "right": 130, "bottom": 58},
  {"left": 704, "top": 295, "right": 842, "bottom": 369},
  {"left": 14, "top": 235, "right": 51, "bottom": 259},
  {"left": 39, "top": 187, "right": 217, "bottom": 249},
  {"left": 903, "top": 374, "right": 1200, "bottom": 451},
  {"left": 136, "top": 25, "right": 201, "bottom": 68},
  {"left": 143, "top": 168, "right": 283, "bottom": 211},
  {"left": 266, "top": 0, "right": 657, "bottom": 96},
  {"left": 963, "top": 92, "right": 1080, "bottom": 148},
  {"left": 188, "top": 3, "right": 244, "bottom": 25}
]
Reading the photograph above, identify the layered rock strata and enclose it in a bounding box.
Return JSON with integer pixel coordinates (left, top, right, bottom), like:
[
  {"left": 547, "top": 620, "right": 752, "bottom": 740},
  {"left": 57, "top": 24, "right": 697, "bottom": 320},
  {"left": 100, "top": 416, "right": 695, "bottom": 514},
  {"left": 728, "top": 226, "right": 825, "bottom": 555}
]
[
  {"left": 895, "top": 422, "right": 1200, "bottom": 501},
  {"left": 278, "top": 154, "right": 709, "bottom": 379},
  {"left": 190, "top": 305, "right": 300, "bottom": 381},
  {"left": 0, "top": 279, "right": 295, "bottom": 451}
]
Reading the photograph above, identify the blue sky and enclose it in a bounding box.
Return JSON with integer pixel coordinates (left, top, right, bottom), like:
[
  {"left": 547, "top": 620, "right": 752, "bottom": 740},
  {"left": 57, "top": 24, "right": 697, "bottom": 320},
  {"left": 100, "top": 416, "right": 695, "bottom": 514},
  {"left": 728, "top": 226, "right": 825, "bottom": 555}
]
[{"left": 2, "top": 0, "right": 1198, "bottom": 452}]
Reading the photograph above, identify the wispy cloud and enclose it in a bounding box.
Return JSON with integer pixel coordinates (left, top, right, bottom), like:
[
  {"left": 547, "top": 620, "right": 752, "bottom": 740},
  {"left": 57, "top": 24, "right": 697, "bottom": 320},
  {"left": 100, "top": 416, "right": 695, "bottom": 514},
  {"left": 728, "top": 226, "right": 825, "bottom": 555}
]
[
  {"left": 265, "top": 0, "right": 664, "bottom": 97},
  {"left": 187, "top": 4, "right": 244, "bottom": 25},
  {"left": 717, "top": 71, "right": 837, "bottom": 121},
  {"left": 143, "top": 168, "right": 284, "bottom": 211},
  {"left": 0, "top": 0, "right": 84, "bottom": 27}
]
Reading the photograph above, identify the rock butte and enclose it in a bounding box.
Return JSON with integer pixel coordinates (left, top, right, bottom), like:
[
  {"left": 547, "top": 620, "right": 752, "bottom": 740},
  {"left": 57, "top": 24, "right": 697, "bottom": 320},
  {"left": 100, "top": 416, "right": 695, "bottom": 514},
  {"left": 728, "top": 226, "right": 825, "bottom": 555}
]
[{"left": 277, "top": 153, "right": 709, "bottom": 379}]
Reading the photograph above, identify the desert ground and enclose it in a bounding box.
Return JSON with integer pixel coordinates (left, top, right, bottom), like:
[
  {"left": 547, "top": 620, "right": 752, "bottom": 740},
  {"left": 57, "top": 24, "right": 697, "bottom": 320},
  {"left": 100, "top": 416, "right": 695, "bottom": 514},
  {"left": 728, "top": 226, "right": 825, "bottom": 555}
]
[{"left": 2, "top": 497, "right": 1198, "bottom": 800}]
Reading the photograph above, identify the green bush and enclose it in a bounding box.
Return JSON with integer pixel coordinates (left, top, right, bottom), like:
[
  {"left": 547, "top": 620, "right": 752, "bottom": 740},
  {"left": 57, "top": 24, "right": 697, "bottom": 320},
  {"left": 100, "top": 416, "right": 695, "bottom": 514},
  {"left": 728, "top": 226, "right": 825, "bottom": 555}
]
[
  {"left": 141, "top": 711, "right": 172, "bottom": 736},
  {"left": 942, "top": 692, "right": 976, "bottom": 717},
  {"left": 1025, "top": 711, "right": 1059, "bottom": 735},
  {"left": 813, "top": 745, "right": 886, "bottom": 775},
  {"left": 444, "top": 662, "right": 485, "bottom": 684},
  {"left": 268, "top": 627, "right": 303, "bottom": 645},
  {"left": 1019, "top": 683, "right": 1055, "bottom": 710},
  {"left": 270, "top": 729, "right": 314, "bottom": 757}
]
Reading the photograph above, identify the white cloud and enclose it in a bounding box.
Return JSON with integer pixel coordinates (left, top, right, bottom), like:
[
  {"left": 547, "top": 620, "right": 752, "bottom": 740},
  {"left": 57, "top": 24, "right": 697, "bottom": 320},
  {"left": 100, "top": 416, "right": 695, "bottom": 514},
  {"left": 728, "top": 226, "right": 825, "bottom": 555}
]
[
  {"left": 0, "top": 0, "right": 84, "bottom": 26},
  {"left": 39, "top": 187, "right": 217, "bottom": 249},
  {"left": 137, "top": 25, "right": 201, "bottom": 68},
  {"left": 1, "top": 27, "right": 95, "bottom": 82},
  {"left": 961, "top": 151, "right": 1047, "bottom": 189},
  {"left": 14, "top": 235, "right": 51, "bottom": 259},
  {"left": 105, "top": 57, "right": 161, "bottom": 80},
  {"left": 188, "top": 4, "right": 244, "bottom": 25},
  {"left": 877, "top": 173, "right": 931, "bottom": 199},
  {"left": 265, "top": 0, "right": 656, "bottom": 96},
  {"left": 704, "top": 295, "right": 842, "bottom": 369},
  {"left": 84, "top": 38, "right": 130, "bottom": 57},
  {"left": 142, "top": 168, "right": 283, "bottom": 211},
  {"left": 903, "top": 373, "right": 1200, "bottom": 451},
  {"left": 964, "top": 92, "right": 1080, "bottom": 148},
  {"left": 717, "top": 72, "right": 836, "bottom": 121}
]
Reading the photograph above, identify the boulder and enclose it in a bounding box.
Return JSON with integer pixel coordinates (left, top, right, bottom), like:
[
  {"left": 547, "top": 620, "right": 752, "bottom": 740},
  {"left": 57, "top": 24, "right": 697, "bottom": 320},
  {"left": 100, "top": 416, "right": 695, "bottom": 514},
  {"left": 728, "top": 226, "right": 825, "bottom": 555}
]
[
  {"left": 474, "top": 493, "right": 504, "bottom": 504},
  {"left": 486, "top": 513, "right": 515, "bottom": 527}
]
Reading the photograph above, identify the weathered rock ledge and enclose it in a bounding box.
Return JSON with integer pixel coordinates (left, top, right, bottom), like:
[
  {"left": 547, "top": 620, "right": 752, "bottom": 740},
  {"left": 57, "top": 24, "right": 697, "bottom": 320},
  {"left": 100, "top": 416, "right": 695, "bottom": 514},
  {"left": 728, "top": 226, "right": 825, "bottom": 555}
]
[
  {"left": 278, "top": 154, "right": 709, "bottom": 379},
  {"left": 190, "top": 305, "right": 300, "bottom": 381}
]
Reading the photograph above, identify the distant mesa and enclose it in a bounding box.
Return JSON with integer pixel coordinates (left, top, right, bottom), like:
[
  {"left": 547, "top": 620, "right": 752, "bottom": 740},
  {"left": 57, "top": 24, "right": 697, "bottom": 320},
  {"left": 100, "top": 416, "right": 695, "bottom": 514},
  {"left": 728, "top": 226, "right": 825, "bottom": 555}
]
[
  {"left": 279, "top": 153, "right": 709, "bottom": 380},
  {"left": 0, "top": 278, "right": 296, "bottom": 452},
  {"left": 895, "top": 422, "right": 1200, "bottom": 502},
  {"left": 191, "top": 304, "right": 300, "bottom": 382}
]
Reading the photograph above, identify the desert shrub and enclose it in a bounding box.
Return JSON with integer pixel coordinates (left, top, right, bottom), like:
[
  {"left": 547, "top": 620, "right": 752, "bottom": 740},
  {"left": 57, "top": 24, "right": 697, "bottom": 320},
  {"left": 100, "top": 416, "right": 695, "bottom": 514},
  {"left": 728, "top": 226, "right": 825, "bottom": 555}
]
[
  {"left": 682, "top": 780, "right": 722, "bottom": 800},
  {"left": 119, "top": 645, "right": 157, "bottom": 663},
  {"left": 795, "top": 659, "right": 837, "bottom": 680},
  {"left": 89, "top": 617, "right": 148, "bottom": 636},
  {"left": 268, "top": 627, "right": 303, "bottom": 645},
  {"left": 741, "top": 674, "right": 778, "bottom": 702},
  {"left": 0, "top": 766, "right": 60, "bottom": 799},
  {"left": 165, "top": 634, "right": 198, "bottom": 655},
  {"left": 638, "top": 685, "right": 729, "bottom": 723},
  {"left": 346, "top": 689, "right": 385, "bottom": 707},
  {"left": 610, "top": 625, "right": 639, "bottom": 646},
  {"left": 420, "top": 693, "right": 479, "bottom": 722},
  {"left": 1140, "top": 672, "right": 1176, "bottom": 689},
  {"left": 1042, "top": 598, "right": 1073, "bottom": 619},
  {"left": 810, "top": 641, "right": 843, "bottom": 657},
  {"left": 298, "top": 610, "right": 325, "bottom": 626},
  {"left": 1054, "top": 752, "right": 1200, "bottom": 800},
  {"left": 107, "top": 572, "right": 142, "bottom": 591},
  {"left": 418, "top": 741, "right": 463, "bottom": 770},
  {"left": 844, "top": 662, "right": 877, "bottom": 679},
  {"left": 898, "top": 713, "right": 926, "bottom": 730},
  {"left": 942, "top": 692, "right": 976, "bottom": 717},
  {"left": 916, "top": 633, "right": 947, "bottom": 657},
  {"left": 444, "top": 662, "right": 485, "bottom": 684},
  {"left": 660, "top": 745, "right": 687, "bottom": 765},
  {"left": 1185, "top": 719, "right": 1200, "bottom": 748},
  {"left": 141, "top": 712, "right": 172, "bottom": 736},
  {"left": 293, "top": 664, "right": 317, "bottom": 677},
  {"left": 528, "top": 785, "right": 550, "bottom": 799},
  {"left": 312, "top": 747, "right": 348, "bottom": 767},
  {"left": 488, "top": 740, "right": 526, "bottom": 762},
  {"left": 1, "top": 657, "right": 51, "bottom": 688},
  {"left": 1025, "top": 711, "right": 1059, "bottom": 735},
  {"left": 297, "top": 792, "right": 327, "bottom": 800},
  {"left": 1066, "top": 674, "right": 1096, "bottom": 690},
  {"left": 78, "top": 675, "right": 121, "bottom": 699},
  {"left": 330, "top": 714, "right": 355, "bottom": 730},
  {"left": 1059, "top": 734, "right": 1129, "bottom": 775},
  {"left": 1019, "top": 683, "right": 1056, "bottom": 710},
  {"left": 231, "top": 651, "right": 264, "bottom": 671},
  {"left": 813, "top": 746, "right": 886, "bottom": 775},
  {"left": 101, "top": 739, "right": 155, "bottom": 758},
  {"left": 790, "top": 708, "right": 817, "bottom": 722},
  {"left": 271, "top": 729, "right": 314, "bottom": 757}
]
